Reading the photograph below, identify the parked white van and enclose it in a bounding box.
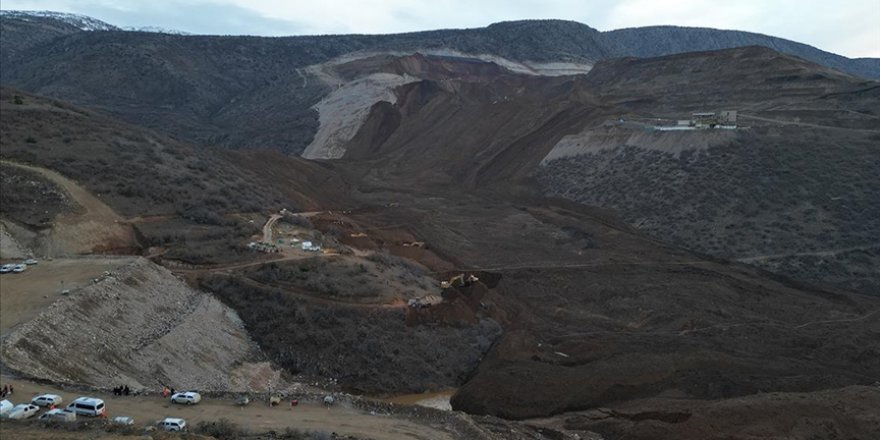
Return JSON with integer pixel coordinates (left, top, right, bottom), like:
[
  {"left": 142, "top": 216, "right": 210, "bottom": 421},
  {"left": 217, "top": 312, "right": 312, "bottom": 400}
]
[
  {"left": 66, "top": 397, "right": 106, "bottom": 417},
  {"left": 157, "top": 417, "right": 187, "bottom": 431}
]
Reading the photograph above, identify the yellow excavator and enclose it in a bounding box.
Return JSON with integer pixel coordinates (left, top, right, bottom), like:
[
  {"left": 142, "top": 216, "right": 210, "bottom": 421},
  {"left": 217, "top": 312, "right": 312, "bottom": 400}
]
[{"left": 440, "top": 273, "right": 479, "bottom": 289}]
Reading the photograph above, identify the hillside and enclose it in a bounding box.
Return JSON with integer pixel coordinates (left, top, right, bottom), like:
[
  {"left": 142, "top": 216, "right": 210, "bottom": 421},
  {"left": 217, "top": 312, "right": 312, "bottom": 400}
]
[
  {"left": 536, "top": 47, "right": 880, "bottom": 294},
  {"left": 1, "top": 14, "right": 877, "bottom": 155},
  {"left": 1, "top": 258, "right": 280, "bottom": 391},
  {"left": 600, "top": 25, "right": 880, "bottom": 80},
  {"left": 2, "top": 13, "right": 879, "bottom": 440},
  {"left": 0, "top": 87, "right": 348, "bottom": 264}
]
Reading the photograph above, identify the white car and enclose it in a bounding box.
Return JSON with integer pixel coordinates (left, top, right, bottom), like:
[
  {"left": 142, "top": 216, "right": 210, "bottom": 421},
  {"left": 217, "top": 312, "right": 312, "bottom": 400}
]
[
  {"left": 170, "top": 391, "right": 201, "bottom": 405},
  {"left": 39, "top": 408, "right": 76, "bottom": 422},
  {"left": 24, "top": 258, "right": 38, "bottom": 265},
  {"left": 157, "top": 417, "right": 187, "bottom": 431},
  {"left": 0, "top": 264, "right": 13, "bottom": 273},
  {"left": 12, "top": 264, "right": 26, "bottom": 273},
  {"left": 112, "top": 416, "right": 135, "bottom": 425},
  {"left": 5, "top": 403, "right": 40, "bottom": 419},
  {"left": 31, "top": 394, "right": 63, "bottom": 407}
]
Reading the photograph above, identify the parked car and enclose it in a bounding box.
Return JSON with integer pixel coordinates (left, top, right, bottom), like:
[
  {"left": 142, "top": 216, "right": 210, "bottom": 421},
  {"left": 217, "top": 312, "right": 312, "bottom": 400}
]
[
  {"left": 66, "top": 397, "right": 106, "bottom": 417},
  {"left": 112, "top": 416, "right": 135, "bottom": 425},
  {"left": 170, "top": 391, "right": 201, "bottom": 405},
  {"left": 0, "top": 264, "right": 13, "bottom": 273},
  {"left": 157, "top": 417, "right": 187, "bottom": 432},
  {"left": 5, "top": 403, "right": 40, "bottom": 419},
  {"left": 31, "top": 394, "right": 63, "bottom": 407},
  {"left": 39, "top": 408, "right": 76, "bottom": 422},
  {"left": 0, "top": 400, "right": 13, "bottom": 416},
  {"left": 24, "top": 258, "right": 38, "bottom": 265},
  {"left": 12, "top": 264, "right": 26, "bottom": 273}
]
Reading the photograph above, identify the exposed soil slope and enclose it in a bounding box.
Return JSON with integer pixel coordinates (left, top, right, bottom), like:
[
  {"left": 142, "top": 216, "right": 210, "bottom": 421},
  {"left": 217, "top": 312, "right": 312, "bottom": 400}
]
[
  {"left": 0, "top": 257, "right": 134, "bottom": 336},
  {"left": 2, "top": 161, "right": 137, "bottom": 256},
  {"left": 1, "top": 258, "right": 281, "bottom": 392}
]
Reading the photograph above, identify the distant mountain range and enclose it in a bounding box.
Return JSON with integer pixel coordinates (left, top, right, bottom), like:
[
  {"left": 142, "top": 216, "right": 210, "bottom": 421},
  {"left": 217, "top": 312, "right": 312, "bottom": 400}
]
[
  {"left": 1, "top": 11, "right": 877, "bottom": 78},
  {"left": 0, "top": 10, "right": 188, "bottom": 34}
]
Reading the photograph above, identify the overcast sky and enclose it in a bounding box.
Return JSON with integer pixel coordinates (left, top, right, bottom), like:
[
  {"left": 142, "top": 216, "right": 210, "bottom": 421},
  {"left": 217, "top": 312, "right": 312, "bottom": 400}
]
[{"left": 3, "top": 0, "right": 879, "bottom": 58}]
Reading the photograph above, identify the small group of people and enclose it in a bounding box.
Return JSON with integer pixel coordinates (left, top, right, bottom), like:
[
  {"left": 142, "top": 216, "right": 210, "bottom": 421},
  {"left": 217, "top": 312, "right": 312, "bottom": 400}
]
[
  {"left": 161, "top": 386, "right": 176, "bottom": 398},
  {"left": 0, "top": 384, "right": 13, "bottom": 398},
  {"left": 113, "top": 385, "right": 131, "bottom": 396}
]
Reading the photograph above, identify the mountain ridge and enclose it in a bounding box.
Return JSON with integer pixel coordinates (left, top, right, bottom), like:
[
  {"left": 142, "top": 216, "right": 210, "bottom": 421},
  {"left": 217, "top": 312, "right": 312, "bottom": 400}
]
[{"left": 1, "top": 12, "right": 877, "bottom": 78}]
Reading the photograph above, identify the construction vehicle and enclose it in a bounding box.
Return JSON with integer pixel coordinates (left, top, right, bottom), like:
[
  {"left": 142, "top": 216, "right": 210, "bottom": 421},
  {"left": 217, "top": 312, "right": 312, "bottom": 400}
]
[{"left": 440, "top": 273, "right": 479, "bottom": 289}]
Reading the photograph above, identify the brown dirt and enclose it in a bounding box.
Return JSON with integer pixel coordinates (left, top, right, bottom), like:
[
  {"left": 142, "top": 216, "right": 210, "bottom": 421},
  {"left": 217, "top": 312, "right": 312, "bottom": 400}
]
[
  {"left": 0, "top": 257, "right": 134, "bottom": 336},
  {"left": 0, "top": 377, "right": 459, "bottom": 440},
  {"left": 544, "top": 385, "right": 880, "bottom": 440},
  {"left": 0, "top": 424, "right": 150, "bottom": 440},
  {"left": 0, "top": 161, "right": 138, "bottom": 256},
  {"left": 1, "top": 258, "right": 282, "bottom": 393}
]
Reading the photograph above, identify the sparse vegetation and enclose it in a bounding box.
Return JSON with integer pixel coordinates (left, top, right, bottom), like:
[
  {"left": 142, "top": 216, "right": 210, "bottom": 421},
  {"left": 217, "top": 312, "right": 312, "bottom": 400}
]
[
  {"left": 538, "top": 126, "right": 880, "bottom": 294},
  {"left": 250, "top": 255, "right": 431, "bottom": 299},
  {"left": 202, "top": 273, "right": 502, "bottom": 393},
  {"left": 0, "top": 163, "right": 72, "bottom": 226}
]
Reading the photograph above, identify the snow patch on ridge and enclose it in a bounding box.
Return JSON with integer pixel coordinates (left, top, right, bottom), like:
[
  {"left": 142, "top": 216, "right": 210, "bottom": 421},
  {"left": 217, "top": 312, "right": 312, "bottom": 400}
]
[{"left": 0, "top": 10, "right": 118, "bottom": 31}]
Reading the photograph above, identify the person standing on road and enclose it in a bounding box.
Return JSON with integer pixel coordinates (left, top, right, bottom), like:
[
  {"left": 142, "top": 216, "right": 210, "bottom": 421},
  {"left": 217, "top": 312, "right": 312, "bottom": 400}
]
[{"left": 124, "top": 385, "right": 130, "bottom": 396}]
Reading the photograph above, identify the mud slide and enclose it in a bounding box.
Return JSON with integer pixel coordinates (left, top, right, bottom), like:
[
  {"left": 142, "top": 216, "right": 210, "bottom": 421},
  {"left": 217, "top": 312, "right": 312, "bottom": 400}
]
[
  {"left": 0, "top": 161, "right": 138, "bottom": 256},
  {"left": 302, "top": 73, "right": 418, "bottom": 159},
  {"left": 0, "top": 377, "right": 459, "bottom": 440}
]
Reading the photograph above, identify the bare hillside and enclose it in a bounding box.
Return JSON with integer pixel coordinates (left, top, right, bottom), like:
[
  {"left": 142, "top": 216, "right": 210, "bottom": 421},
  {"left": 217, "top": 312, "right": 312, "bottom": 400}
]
[
  {"left": 537, "top": 47, "right": 880, "bottom": 294},
  {"left": 1, "top": 258, "right": 282, "bottom": 392}
]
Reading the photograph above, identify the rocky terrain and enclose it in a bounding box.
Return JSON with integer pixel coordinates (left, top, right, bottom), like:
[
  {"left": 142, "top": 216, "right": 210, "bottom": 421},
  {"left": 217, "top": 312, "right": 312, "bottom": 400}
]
[
  {"left": 537, "top": 47, "right": 880, "bottom": 294},
  {"left": 1, "top": 258, "right": 283, "bottom": 392},
  {"left": 2, "top": 11, "right": 879, "bottom": 440},
  {"left": 0, "top": 14, "right": 877, "bottom": 155}
]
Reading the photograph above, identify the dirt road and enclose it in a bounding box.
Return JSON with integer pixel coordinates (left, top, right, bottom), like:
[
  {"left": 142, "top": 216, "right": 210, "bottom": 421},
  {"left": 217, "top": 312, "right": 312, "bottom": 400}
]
[
  {"left": 0, "top": 377, "right": 457, "bottom": 440},
  {"left": 738, "top": 113, "right": 880, "bottom": 132},
  {"left": 0, "top": 161, "right": 137, "bottom": 256},
  {"left": 0, "top": 257, "right": 134, "bottom": 336},
  {"left": 736, "top": 243, "right": 880, "bottom": 263},
  {"left": 262, "top": 213, "right": 283, "bottom": 244}
]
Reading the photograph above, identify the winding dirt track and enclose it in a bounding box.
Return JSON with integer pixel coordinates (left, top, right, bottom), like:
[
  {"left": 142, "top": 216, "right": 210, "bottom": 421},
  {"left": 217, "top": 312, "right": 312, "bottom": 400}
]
[
  {"left": 0, "top": 160, "right": 137, "bottom": 255},
  {"left": 736, "top": 243, "right": 880, "bottom": 263}
]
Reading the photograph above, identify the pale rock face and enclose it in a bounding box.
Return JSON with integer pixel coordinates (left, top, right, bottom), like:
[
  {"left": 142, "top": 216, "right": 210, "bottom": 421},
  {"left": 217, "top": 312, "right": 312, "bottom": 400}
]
[
  {"left": 0, "top": 258, "right": 283, "bottom": 392},
  {"left": 302, "top": 72, "right": 418, "bottom": 160}
]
